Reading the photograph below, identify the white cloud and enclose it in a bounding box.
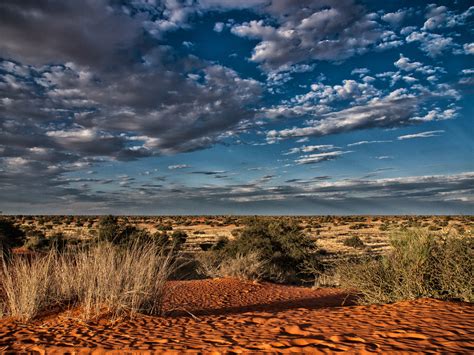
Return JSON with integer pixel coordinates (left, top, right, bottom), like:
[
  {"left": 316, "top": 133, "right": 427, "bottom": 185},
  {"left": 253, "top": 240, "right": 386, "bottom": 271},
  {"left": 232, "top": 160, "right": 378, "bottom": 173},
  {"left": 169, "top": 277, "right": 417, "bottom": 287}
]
[
  {"left": 284, "top": 145, "right": 336, "bottom": 155},
  {"left": 406, "top": 31, "right": 457, "bottom": 57},
  {"left": 394, "top": 55, "right": 422, "bottom": 71},
  {"left": 381, "top": 10, "right": 408, "bottom": 26},
  {"left": 347, "top": 140, "right": 392, "bottom": 147},
  {"left": 422, "top": 5, "right": 474, "bottom": 31},
  {"left": 295, "top": 151, "right": 351, "bottom": 165},
  {"left": 168, "top": 164, "right": 190, "bottom": 170},
  {"left": 397, "top": 130, "right": 445, "bottom": 140},
  {"left": 230, "top": 1, "right": 383, "bottom": 70},
  {"left": 464, "top": 43, "right": 474, "bottom": 55},
  {"left": 214, "top": 22, "right": 225, "bottom": 32}
]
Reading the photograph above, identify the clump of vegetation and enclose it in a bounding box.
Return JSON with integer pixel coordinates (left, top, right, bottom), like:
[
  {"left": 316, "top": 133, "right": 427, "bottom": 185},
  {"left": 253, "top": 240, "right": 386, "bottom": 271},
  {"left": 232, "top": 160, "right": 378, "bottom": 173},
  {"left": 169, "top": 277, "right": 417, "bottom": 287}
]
[
  {"left": 338, "top": 230, "right": 473, "bottom": 304},
  {"left": 198, "top": 251, "right": 267, "bottom": 281},
  {"left": 97, "top": 215, "right": 168, "bottom": 246},
  {"left": 1, "top": 241, "right": 176, "bottom": 321},
  {"left": 343, "top": 235, "right": 365, "bottom": 249},
  {"left": 198, "top": 219, "right": 319, "bottom": 283},
  {"left": 24, "top": 231, "right": 49, "bottom": 251},
  {"left": 0, "top": 218, "right": 25, "bottom": 257}
]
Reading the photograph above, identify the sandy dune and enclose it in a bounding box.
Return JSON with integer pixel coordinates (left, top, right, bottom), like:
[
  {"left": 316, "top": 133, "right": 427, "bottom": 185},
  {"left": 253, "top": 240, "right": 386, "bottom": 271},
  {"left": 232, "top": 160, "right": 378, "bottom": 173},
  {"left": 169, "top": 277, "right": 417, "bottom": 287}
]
[{"left": 1, "top": 278, "right": 473, "bottom": 353}]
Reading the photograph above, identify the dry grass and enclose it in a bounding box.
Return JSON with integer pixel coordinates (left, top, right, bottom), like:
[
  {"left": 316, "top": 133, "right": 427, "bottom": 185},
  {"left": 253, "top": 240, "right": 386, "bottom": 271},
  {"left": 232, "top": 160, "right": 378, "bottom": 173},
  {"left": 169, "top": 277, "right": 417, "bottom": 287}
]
[
  {"left": 337, "top": 230, "right": 473, "bottom": 304},
  {"left": 1, "top": 241, "right": 176, "bottom": 321},
  {"left": 197, "top": 251, "right": 267, "bottom": 281}
]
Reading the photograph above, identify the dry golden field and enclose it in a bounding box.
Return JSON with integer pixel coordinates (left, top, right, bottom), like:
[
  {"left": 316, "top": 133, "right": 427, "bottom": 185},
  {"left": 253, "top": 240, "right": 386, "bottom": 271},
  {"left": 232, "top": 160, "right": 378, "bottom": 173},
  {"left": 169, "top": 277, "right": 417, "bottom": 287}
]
[{"left": 6, "top": 214, "right": 473, "bottom": 259}]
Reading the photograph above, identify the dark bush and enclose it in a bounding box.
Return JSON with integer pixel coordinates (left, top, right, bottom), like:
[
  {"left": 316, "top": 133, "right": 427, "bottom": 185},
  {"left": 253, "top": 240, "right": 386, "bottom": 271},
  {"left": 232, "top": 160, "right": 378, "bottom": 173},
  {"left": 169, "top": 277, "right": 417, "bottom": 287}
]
[
  {"left": 200, "top": 219, "right": 319, "bottom": 283},
  {"left": 171, "top": 230, "right": 187, "bottom": 248},
  {"left": 157, "top": 224, "right": 173, "bottom": 231},
  {"left": 343, "top": 235, "right": 365, "bottom": 249},
  {"left": 0, "top": 218, "right": 25, "bottom": 256},
  {"left": 97, "top": 216, "right": 152, "bottom": 245},
  {"left": 97, "top": 215, "right": 120, "bottom": 243},
  {"left": 24, "top": 231, "right": 49, "bottom": 251}
]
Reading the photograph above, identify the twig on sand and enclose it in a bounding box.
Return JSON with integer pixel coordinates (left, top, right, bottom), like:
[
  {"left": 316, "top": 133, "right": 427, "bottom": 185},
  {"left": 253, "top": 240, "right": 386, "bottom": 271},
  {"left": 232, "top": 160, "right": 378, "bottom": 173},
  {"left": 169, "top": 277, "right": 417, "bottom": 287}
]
[{"left": 165, "top": 307, "right": 200, "bottom": 321}]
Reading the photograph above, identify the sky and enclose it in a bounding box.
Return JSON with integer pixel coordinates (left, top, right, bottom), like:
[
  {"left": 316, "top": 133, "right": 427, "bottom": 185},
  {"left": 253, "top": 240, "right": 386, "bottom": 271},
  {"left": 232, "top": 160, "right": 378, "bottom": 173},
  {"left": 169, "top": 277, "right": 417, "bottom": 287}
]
[{"left": 0, "top": 0, "right": 473, "bottom": 215}]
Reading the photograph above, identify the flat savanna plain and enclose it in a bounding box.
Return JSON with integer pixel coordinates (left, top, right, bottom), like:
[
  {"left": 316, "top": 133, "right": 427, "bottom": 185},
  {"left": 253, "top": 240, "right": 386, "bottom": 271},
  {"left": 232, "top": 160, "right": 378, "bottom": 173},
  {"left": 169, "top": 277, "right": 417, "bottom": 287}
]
[
  {"left": 11, "top": 215, "right": 473, "bottom": 257},
  {"left": 1, "top": 215, "right": 473, "bottom": 353}
]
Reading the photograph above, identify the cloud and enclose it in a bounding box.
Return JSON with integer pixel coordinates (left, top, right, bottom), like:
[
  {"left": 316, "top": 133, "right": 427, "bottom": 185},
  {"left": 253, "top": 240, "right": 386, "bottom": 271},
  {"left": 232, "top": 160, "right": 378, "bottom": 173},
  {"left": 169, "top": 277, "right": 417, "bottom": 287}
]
[
  {"left": 464, "top": 43, "right": 474, "bottom": 55},
  {"left": 351, "top": 68, "right": 370, "bottom": 76},
  {"left": 295, "top": 151, "right": 351, "bottom": 165},
  {"left": 168, "top": 164, "right": 190, "bottom": 170},
  {"left": 381, "top": 9, "right": 408, "bottom": 26},
  {"left": 230, "top": 0, "right": 383, "bottom": 70},
  {"left": 191, "top": 170, "right": 227, "bottom": 175},
  {"left": 394, "top": 55, "right": 422, "bottom": 71},
  {"left": 407, "top": 31, "right": 456, "bottom": 57},
  {"left": 0, "top": 0, "right": 142, "bottom": 67},
  {"left": 267, "top": 95, "right": 420, "bottom": 141},
  {"left": 422, "top": 5, "right": 473, "bottom": 31},
  {"left": 214, "top": 22, "right": 225, "bottom": 32},
  {"left": 347, "top": 140, "right": 392, "bottom": 147},
  {"left": 284, "top": 145, "right": 336, "bottom": 155},
  {"left": 397, "top": 130, "right": 445, "bottom": 140}
]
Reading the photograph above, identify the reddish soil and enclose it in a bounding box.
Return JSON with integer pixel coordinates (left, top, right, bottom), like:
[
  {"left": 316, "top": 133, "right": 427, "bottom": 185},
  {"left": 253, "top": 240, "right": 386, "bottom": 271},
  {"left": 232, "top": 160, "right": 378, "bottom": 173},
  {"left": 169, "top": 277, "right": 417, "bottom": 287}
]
[{"left": 0, "top": 278, "right": 473, "bottom": 353}]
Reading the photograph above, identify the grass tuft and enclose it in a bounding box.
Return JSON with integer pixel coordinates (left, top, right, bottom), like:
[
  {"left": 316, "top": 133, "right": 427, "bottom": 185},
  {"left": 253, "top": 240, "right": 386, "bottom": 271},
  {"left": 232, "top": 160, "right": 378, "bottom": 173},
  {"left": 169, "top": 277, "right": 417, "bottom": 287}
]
[
  {"left": 337, "top": 230, "right": 473, "bottom": 304},
  {"left": 1, "top": 241, "right": 176, "bottom": 321}
]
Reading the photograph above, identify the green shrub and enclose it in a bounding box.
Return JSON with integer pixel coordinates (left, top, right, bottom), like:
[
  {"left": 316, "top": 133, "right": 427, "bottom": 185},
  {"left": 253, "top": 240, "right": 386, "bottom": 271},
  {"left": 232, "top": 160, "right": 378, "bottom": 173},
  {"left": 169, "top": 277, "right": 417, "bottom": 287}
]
[
  {"left": 338, "top": 230, "right": 473, "bottom": 304},
  {"left": 343, "top": 235, "right": 365, "bottom": 249},
  {"left": 97, "top": 216, "right": 152, "bottom": 245},
  {"left": 199, "top": 218, "right": 319, "bottom": 283}
]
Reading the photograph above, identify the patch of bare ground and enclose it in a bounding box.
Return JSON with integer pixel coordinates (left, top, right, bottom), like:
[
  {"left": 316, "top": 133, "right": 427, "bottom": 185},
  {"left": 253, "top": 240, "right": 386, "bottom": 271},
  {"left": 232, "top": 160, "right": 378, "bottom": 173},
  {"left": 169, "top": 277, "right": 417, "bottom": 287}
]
[{"left": 1, "top": 278, "right": 472, "bottom": 353}]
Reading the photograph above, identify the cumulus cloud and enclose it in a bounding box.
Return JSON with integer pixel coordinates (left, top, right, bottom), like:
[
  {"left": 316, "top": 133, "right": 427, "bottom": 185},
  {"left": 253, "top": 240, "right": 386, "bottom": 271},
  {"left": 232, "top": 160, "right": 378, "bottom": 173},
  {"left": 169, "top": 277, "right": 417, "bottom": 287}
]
[
  {"left": 406, "top": 31, "right": 456, "bottom": 57},
  {"left": 422, "top": 5, "right": 473, "bottom": 31},
  {"left": 394, "top": 55, "right": 422, "bottom": 71},
  {"left": 464, "top": 43, "right": 474, "bottom": 55},
  {"left": 381, "top": 9, "right": 408, "bottom": 26},
  {"left": 230, "top": 0, "right": 383, "bottom": 70}
]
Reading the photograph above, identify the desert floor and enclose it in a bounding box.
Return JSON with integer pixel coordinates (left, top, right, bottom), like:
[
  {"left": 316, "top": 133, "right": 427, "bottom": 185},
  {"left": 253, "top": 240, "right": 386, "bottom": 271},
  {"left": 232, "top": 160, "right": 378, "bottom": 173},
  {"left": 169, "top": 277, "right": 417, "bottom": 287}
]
[{"left": 1, "top": 278, "right": 473, "bottom": 353}]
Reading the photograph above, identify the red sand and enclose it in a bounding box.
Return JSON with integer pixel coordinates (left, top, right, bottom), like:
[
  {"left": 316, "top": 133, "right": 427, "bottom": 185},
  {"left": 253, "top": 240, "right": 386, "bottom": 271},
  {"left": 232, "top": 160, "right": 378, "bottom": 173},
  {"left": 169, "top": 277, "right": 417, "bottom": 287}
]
[{"left": 0, "top": 278, "right": 473, "bottom": 353}]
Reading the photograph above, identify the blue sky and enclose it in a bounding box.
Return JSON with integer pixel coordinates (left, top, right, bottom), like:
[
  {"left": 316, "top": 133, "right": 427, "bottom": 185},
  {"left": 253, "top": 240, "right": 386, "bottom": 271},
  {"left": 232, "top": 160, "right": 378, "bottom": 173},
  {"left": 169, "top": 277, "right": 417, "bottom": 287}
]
[{"left": 0, "top": 0, "right": 473, "bottom": 214}]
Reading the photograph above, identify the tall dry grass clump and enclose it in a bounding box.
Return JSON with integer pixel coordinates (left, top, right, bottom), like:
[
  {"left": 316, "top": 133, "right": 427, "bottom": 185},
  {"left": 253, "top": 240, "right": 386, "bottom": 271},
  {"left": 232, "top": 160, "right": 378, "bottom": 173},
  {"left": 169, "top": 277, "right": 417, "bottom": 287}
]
[
  {"left": 1, "top": 252, "right": 55, "bottom": 320},
  {"left": 338, "top": 230, "right": 473, "bottom": 304},
  {"left": 1, "top": 241, "right": 176, "bottom": 321},
  {"left": 197, "top": 251, "right": 267, "bottom": 281}
]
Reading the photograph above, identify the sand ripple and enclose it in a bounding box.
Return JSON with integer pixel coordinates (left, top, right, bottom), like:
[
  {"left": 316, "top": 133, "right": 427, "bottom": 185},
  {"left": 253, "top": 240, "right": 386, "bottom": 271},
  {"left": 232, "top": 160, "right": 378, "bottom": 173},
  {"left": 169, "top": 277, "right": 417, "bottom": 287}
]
[{"left": 0, "top": 278, "right": 472, "bottom": 353}]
